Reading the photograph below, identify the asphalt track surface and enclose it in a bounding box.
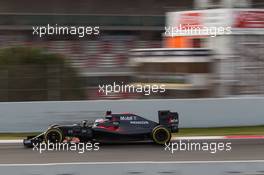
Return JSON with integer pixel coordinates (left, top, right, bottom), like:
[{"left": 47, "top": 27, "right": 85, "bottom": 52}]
[{"left": 0, "top": 139, "right": 264, "bottom": 164}]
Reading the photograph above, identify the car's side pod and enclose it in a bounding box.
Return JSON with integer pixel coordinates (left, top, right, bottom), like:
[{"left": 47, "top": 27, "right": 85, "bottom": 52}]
[{"left": 158, "top": 110, "right": 179, "bottom": 133}]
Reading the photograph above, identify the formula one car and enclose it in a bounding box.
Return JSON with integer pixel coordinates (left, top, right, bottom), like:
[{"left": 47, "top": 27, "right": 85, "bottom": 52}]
[{"left": 23, "top": 110, "right": 179, "bottom": 147}]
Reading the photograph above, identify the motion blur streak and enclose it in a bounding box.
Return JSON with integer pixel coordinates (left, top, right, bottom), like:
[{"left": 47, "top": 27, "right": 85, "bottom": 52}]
[
  {"left": 0, "top": 139, "right": 264, "bottom": 164},
  {"left": 0, "top": 0, "right": 263, "bottom": 101},
  {"left": 1, "top": 161, "right": 264, "bottom": 175}
]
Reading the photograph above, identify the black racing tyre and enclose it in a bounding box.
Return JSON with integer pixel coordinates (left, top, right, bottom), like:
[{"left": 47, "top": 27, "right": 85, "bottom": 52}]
[
  {"left": 44, "top": 128, "right": 64, "bottom": 144},
  {"left": 152, "top": 126, "right": 171, "bottom": 144}
]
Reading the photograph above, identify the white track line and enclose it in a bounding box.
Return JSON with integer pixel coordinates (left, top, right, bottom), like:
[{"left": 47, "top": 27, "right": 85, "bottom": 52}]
[
  {"left": 0, "top": 135, "right": 263, "bottom": 144},
  {"left": 0, "top": 140, "right": 22, "bottom": 144},
  {"left": 1, "top": 160, "right": 264, "bottom": 166},
  {"left": 0, "top": 137, "right": 221, "bottom": 144},
  {"left": 172, "top": 136, "right": 225, "bottom": 140}
]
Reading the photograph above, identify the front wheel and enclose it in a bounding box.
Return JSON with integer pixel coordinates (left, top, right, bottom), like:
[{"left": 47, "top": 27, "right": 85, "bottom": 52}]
[
  {"left": 152, "top": 126, "right": 171, "bottom": 144},
  {"left": 44, "top": 128, "right": 64, "bottom": 144}
]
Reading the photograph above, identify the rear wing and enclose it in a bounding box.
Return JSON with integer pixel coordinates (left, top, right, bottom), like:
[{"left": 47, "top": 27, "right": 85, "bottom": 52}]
[{"left": 158, "top": 110, "right": 179, "bottom": 133}]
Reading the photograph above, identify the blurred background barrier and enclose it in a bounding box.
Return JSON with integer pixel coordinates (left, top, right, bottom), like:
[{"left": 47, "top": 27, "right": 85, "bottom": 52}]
[
  {"left": 0, "top": 0, "right": 263, "bottom": 132},
  {"left": 0, "top": 1, "right": 263, "bottom": 101},
  {"left": 0, "top": 97, "right": 264, "bottom": 132}
]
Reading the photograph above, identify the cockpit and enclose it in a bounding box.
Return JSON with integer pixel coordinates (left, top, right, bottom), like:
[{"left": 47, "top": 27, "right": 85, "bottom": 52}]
[{"left": 92, "top": 111, "right": 120, "bottom": 129}]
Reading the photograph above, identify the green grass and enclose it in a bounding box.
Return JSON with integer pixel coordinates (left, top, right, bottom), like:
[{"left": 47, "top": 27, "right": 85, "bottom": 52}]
[{"left": 1, "top": 125, "right": 264, "bottom": 139}]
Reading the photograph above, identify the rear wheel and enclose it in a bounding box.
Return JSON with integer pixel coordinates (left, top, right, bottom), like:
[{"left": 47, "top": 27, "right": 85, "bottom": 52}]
[
  {"left": 152, "top": 126, "right": 171, "bottom": 144},
  {"left": 44, "top": 128, "right": 64, "bottom": 143}
]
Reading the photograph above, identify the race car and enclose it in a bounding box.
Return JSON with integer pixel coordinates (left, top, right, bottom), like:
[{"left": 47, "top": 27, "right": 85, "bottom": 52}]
[{"left": 23, "top": 110, "right": 179, "bottom": 147}]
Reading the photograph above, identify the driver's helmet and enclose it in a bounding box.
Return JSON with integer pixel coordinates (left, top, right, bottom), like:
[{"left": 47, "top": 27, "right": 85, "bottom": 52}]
[
  {"left": 95, "top": 118, "right": 109, "bottom": 123},
  {"left": 93, "top": 118, "right": 109, "bottom": 127}
]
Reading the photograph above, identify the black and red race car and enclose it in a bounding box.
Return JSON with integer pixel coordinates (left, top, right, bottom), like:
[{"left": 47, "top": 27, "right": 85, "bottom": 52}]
[{"left": 23, "top": 110, "right": 179, "bottom": 147}]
